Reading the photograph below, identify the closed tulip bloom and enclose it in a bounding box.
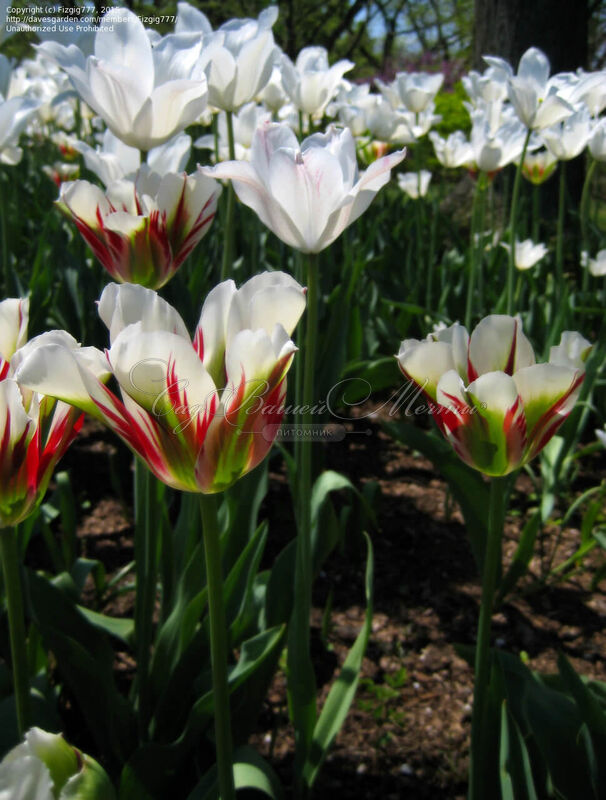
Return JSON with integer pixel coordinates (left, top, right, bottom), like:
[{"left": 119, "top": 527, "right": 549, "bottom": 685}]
[
  {"left": 520, "top": 148, "right": 558, "bottom": 184},
  {"left": 501, "top": 239, "right": 548, "bottom": 270},
  {"left": 201, "top": 122, "right": 405, "bottom": 253},
  {"left": 589, "top": 118, "right": 606, "bottom": 162},
  {"left": 57, "top": 165, "right": 221, "bottom": 289},
  {"left": 197, "top": 6, "right": 278, "bottom": 111},
  {"left": 0, "top": 298, "right": 86, "bottom": 526},
  {"left": 282, "top": 46, "right": 354, "bottom": 116},
  {"left": 0, "top": 727, "right": 115, "bottom": 799},
  {"left": 16, "top": 274, "right": 306, "bottom": 494},
  {"left": 37, "top": 8, "right": 208, "bottom": 150},
  {"left": 376, "top": 71, "right": 444, "bottom": 113},
  {"left": 397, "top": 315, "right": 591, "bottom": 476},
  {"left": 397, "top": 170, "right": 431, "bottom": 199}
]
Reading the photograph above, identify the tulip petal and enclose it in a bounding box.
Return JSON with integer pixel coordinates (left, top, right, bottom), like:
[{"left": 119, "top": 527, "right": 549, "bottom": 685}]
[
  {"left": 95, "top": 8, "right": 154, "bottom": 95},
  {"left": 513, "top": 363, "right": 583, "bottom": 458},
  {"left": 226, "top": 271, "right": 306, "bottom": 342},
  {"left": 468, "top": 315, "right": 535, "bottom": 378},
  {"left": 397, "top": 340, "right": 455, "bottom": 401},
  {"left": 195, "top": 279, "right": 237, "bottom": 381},
  {"left": 98, "top": 282, "right": 190, "bottom": 344},
  {"left": 0, "top": 298, "right": 28, "bottom": 366}
]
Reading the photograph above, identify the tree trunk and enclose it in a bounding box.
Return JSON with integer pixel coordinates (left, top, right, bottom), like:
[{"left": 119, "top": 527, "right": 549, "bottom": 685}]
[{"left": 473, "top": 0, "right": 589, "bottom": 72}]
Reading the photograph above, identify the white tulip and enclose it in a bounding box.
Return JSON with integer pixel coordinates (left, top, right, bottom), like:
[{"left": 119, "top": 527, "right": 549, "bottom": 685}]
[
  {"left": 281, "top": 47, "right": 354, "bottom": 116},
  {"left": 201, "top": 123, "right": 405, "bottom": 253},
  {"left": 587, "top": 250, "right": 606, "bottom": 277},
  {"left": 484, "top": 47, "right": 574, "bottom": 130},
  {"left": 501, "top": 239, "right": 548, "bottom": 270},
  {"left": 397, "top": 170, "right": 431, "bottom": 199},
  {"left": 541, "top": 106, "right": 593, "bottom": 161},
  {"left": 37, "top": 8, "right": 208, "bottom": 150}
]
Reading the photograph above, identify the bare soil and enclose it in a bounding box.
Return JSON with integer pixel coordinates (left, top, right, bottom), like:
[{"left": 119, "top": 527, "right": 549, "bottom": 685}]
[{"left": 52, "top": 411, "right": 606, "bottom": 800}]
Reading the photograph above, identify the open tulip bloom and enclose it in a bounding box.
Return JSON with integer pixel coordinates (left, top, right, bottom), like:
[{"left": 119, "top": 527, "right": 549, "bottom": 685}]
[
  {"left": 57, "top": 165, "right": 221, "bottom": 289},
  {"left": 397, "top": 315, "right": 591, "bottom": 477},
  {"left": 16, "top": 274, "right": 305, "bottom": 494},
  {"left": 201, "top": 123, "right": 405, "bottom": 253},
  {"left": 36, "top": 8, "right": 208, "bottom": 150}
]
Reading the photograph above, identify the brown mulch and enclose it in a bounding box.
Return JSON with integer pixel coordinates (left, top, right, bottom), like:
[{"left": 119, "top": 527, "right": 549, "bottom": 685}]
[{"left": 47, "top": 412, "right": 606, "bottom": 799}]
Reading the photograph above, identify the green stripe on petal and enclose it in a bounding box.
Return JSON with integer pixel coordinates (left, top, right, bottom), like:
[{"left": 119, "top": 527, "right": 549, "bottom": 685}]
[
  {"left": 513, "top": 363, "right": 583, "bottom": 453},
  {"left": 465, "top": 371, "right": 525, "bottom": 475}
]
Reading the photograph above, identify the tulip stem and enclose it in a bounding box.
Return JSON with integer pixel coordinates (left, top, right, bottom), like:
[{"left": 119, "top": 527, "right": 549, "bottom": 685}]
[
  {"left": 220, "top": 112, "right": 237, "bottom": 282},
  {"left": 133, "top": 461, "right": 158, "bottom": 741},
  {"left": 0, "top": 169, "right": 10, "bottom": 295},
  {"left": 0, "top": 527, "right": 30, "bottom": 736},
  {"left": 506, "top": 129, "right": 532, "bottom": 315},
  {"left": 468, "top": 474, "right": 511, "bottom": 800},
  {"left": 464, "top": 173, "right": 483, "bottom": 330},
  {"left": 555, "top": 159, "right": 566, "bottom": 308},
  {"left": 580, "top": 157, "right": 596, "bottom": 294},
  {"left": 199, "top": 493, "right": 235, "bottom": 800},
  {"left": 289, "top": 252, "right": 319, "bottom": 797}
]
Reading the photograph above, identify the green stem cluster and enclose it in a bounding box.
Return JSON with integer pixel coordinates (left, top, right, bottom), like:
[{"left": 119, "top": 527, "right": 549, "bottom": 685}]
[
  {"left": 506, "top": 130, "right": 532, "bottom": 315},
  {"left": 220, "top": 111, "right": 237, "bottom": 282},
  {"left": 468, "top": 474, "right": 511, "bottom": 800},
  {"left": 199, "top": 493, "right": 235, "bottom": 800},
  {"left": 289, "top": 252, "right": 319, "bottom": 798},
  {"left": 133, "top": 461, "right": 158, "bottom": 740}
]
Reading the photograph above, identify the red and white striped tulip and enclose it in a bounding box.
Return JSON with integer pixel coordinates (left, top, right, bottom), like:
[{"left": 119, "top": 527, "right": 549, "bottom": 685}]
[
  {"left": 16, "top": 273, "right": 306, "bottom": 494},
  {"left": 397, "top": 315, "right": 591, "bottom": 476},
  {"left": 0, "top": 298, "right": 86, "bottom": 526},
  {"left": 57, "top": 165, "right": 221, "bottom": 289}
]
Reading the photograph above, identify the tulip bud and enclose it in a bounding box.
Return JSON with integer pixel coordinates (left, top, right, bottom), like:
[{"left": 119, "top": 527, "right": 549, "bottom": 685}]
[{"left": 0, "top": 727, "right": 116, "bottom": 800}]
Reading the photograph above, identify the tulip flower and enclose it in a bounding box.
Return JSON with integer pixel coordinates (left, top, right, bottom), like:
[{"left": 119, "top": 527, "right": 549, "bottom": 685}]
[
  {"left": 501, "top": 238, "right": 548, "bottom": 270},
  {"left": 470, "top": 111, "right": 532, "bottom": 172},
  {"left": 484, "top": 47, "right": 574, "bottom": 131},
  {"left": 201, "top": 122, "right": 405, "bottom": 253},
  {"left": 541, "top": 106, "right": 593, "bottom": 161},
  {"left": 397, "top": 170, "right": 431, "bottom": 199},
  {"left": 1, "top": 298, "right": 85, "bottom": 527},
  {"left": 589, "top": 118, "right": 606, "bottom": 161},
  {"left": 74, "top": 129, "right": 192, "bottom": 187},
  {"left": 430, "top": 130, "right": 474, "bottom": 168},
  {"left": 193, "top": 6, "right": 279, "bottom": 112},
  {"left": 376, "top": 71, "right": 444, "bottom": 113},
  {"left": 587, "top": 249, "right": 606, "bottom": 277},
  {"left": 397, "top": 315, "right": 590, "bottom": 476},
  {"left": 0, "top": 727, "right": 116, "bottom": 799},
  {"left": 1, "top": 299, "right": 86, "bottom": 735},
  {"left": 195, "top": 103, "right": 271, "bottom": 162},
  {"left": 520, "top": 148, "right": 558, "bottom": 184},
  {"left": 16, "top": 274, "right": 305, "bottom": 494},
  {"left": 36, "top": 8, "right": 208, "bottom": 150},
  {"left": 257, "top": 64, "right": 289, "bottom": 114},
  {"left": 0, "top": 94, "right": 40, "bottom": 165},
  {"left": 281, "top": 46, "right": 354, "bottom": 117},
  {"left": 57, "top": 165, "right": 221, "bottom": 289}
]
